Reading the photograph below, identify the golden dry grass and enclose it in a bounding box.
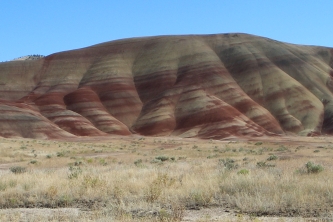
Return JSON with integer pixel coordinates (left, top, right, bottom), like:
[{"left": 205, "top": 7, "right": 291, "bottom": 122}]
[{"left": 0, "top": 136, "right": 333, "bottom": 221}]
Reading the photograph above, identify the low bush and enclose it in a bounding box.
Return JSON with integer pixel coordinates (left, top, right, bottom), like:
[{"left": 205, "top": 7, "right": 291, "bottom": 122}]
[
  {"left": 297, "top": 161, "right": 324, "bottom": 174},
  {"left": 68, "top": 166, "right": 82, "bottom": 179},
  {"left": 9, "top": 166, "right": 26, "bottom": 174},
  {"left": 256, "top": 161, "right": 275, "bottom": 168},
  {"left": 155, "top": 156, "right": 169, "bottom": 162},
  {"left": 305, "top": 161, "right": 324, "bottom": 174},
  {"left": 134, "top": 159, "right": 143, "bottom": 166},
  {"left": 267, "top": 155, "right": 278, "bottom": 161},
  {"left": 219, "top": 158, "right": 238, "bottom": 170},
  {"left": 56, "top": 151, "right": 65, "bottom": 157}
]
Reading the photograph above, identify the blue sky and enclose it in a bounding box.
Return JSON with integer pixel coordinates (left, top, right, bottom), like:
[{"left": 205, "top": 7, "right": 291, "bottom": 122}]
[{"left": 1, "top": 1, "right": 332, "bottom": 62}]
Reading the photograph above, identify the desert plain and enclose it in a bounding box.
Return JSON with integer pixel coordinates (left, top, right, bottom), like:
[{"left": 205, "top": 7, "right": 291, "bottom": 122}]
[{"left": 0, "top": 135, "right": 333, "bottom": 221}]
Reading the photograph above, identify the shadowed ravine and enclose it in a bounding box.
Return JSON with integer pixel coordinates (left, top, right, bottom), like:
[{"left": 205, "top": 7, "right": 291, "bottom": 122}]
[{"left": 1, "top": 33, "right": 333, "bottom": 139}]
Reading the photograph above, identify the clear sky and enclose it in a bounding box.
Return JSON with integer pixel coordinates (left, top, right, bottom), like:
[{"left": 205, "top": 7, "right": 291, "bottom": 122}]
[{"left": 1, "top": 1, "right": 332, "bottom": 62}]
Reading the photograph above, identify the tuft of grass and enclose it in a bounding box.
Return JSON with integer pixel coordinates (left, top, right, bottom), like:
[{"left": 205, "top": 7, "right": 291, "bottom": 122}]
[
  {"left": 145, "top": 173, "right": 175, "bottom": 203},
  {"left": 99, "top": 158, "right": 107, "bottom": 166},
  {"left": 0, "top": 182, "right": 7, "bottom": 191},
  {"left": 237, "top": 169, "right": 249, "bottom": 175}
]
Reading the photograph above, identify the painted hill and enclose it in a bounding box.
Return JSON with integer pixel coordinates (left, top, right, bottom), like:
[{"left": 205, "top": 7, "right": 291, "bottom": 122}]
[{"left": 0, "top": 33, "right": 332, "bottom": 139}]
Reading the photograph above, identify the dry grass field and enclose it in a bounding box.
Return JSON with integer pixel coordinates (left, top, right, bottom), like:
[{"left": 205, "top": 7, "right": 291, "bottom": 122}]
[{"left": 0, "top": 135, "right": 333, "bottom": 221}]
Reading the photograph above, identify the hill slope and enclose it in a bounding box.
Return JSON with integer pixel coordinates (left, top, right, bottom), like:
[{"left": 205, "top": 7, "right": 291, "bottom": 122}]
[{"left": 0, "top": 33, "right": 333, "bottom": 139}]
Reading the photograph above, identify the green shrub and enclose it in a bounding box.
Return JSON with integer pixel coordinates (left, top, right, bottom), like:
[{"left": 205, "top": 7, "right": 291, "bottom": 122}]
[
  {"left": 256, "top": 161, "right": 275, "bottom": 168},
  {"left": 305, "top": 161, "right": 324, "bottom": 174},
  {"left": 276, "top": 146, "right": 288, "bottom": 152},
  {"left": 134, "top": 159, "right": 143, "bottom": 166},
  {"left": 10, "top": 166, "right": 26, "bottom": 174},
  {"left": 267, "top": 155, "right": 278, "bottom": 161},
  {"left": 150, "top": 159, "right": 162, "bottom": 164},
  {"left": 68, "top": 166, "right": 82, "bottom": 179},
  {"left": 219, "top": 158, "right": 238, "bottom": 170},
  {"left": 155, "top": 156, "right": 169, "bottom": 162},
  {"left": 207, "top": 154, "right": 218, "bottom": 159},
  {"left": 76, "top": 160, "right": 83, "bottom": 166},
  {"left": 56, "top": 151, "right": 65, "bottom": 157}
]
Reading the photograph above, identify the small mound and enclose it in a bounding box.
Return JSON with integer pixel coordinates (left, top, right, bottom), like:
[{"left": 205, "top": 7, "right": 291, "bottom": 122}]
[{"left": 12, "top": 55, "right": 45, "bottom": 61}]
